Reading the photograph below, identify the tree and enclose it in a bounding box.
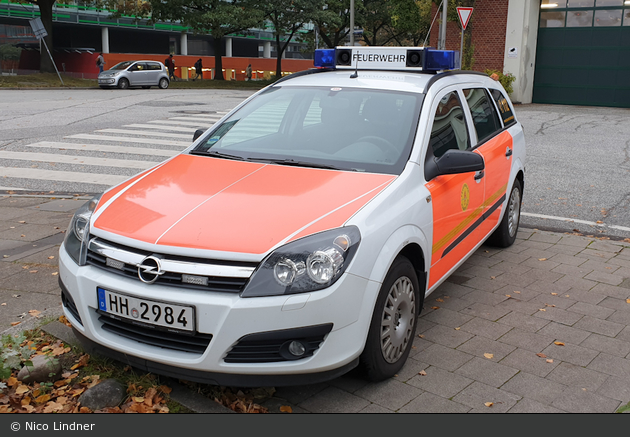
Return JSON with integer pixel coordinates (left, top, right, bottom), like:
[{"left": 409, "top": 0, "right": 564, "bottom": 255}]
[
  {"left": 309, "top": 0, "right": 365, "bottom": 49},
  {"left": 257, "top": 0, "right": 320, "bottom": 79},
  {"left": 389, "top": 0, "right": 432, "bottom": 47},
  {"left": 19, "top": 0, "right": 61, "bottom": 73},
  {"left": 147, "top": 0, "right": 264, "bottom": 80}
]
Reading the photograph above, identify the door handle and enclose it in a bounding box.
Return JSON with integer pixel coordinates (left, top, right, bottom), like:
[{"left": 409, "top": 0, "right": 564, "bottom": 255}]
[
  {"left": 505, "top": 147, "right": 513, "bottom": 157},
  {"left": 474, "top": 170, "right": 484, "bottom": 180}
]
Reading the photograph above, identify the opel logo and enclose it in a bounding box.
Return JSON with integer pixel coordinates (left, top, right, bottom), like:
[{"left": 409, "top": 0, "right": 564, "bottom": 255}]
[{"left": 137, "top": 256, "right": 164, "bottom": 284}]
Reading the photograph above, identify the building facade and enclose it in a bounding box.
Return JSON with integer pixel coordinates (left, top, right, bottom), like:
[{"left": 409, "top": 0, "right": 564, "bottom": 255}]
[{"left": 430, "top": 0, "right": 629, "bottom": 108}]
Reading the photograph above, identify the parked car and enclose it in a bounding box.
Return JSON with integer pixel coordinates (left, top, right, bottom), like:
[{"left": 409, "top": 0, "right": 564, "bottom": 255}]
[
  {"left": 98, "top": 60, "right": 170, "bottom": 89},
  {"left": 61, "top": 46, "right": 525, "bottom": 387}
]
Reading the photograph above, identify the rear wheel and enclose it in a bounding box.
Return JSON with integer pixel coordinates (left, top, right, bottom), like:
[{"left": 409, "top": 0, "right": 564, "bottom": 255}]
[
  {"left": 158, "top": 78, "right": 169, "bottom": 89},
  {"left": 359, "top": 256, "right": 420, "bottom": 381},
  {"left": 117, "top": 78, "right": 129, "bottom": 90},
  {"left": 486, "top": 178, "right": 522, "bottom": 247}
]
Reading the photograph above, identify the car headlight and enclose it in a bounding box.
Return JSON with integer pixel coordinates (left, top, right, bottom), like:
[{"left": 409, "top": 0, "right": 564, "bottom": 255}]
[
  {"left": 241, "top": 226, "right": 361, "bottom": 298},
  {"left": 63, "top": 194, "right": 101, "bottom": 265}
]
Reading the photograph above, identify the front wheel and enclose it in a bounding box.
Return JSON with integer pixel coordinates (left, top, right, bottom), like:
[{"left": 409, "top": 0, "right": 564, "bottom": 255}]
[
  {"left": 359, "top": 256, "right": 420, "bottom": 381},
  {"left": 117, "top": 78, "right": 129, "bottom": 90},
  {"left": 486, "top": 178, "right": 522, "bottom": 247},
  {"left": 158, "top": 78, "right": 169, "bottom": 89}
]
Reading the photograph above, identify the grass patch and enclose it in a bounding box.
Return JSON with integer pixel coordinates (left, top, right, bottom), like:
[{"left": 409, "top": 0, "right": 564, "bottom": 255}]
[
  {"left": 0, "top": 73, "right": 97, "bottom": 88},
  {"left": 0, "top": 72, "right": 274, "bottom": 90}
]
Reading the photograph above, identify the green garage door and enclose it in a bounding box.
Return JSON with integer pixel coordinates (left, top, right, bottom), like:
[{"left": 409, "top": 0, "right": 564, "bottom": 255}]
[{"left": 533, "top": 0, "right": 630, "bottom": 108}]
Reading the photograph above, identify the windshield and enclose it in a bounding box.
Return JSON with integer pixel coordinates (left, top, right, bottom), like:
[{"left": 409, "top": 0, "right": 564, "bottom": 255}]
[
  {"left": 110, "top": 61, "right": 134, "bottom": 71},
  {"left": 191, "top": 86, "right": 423, "bottom": 174}
]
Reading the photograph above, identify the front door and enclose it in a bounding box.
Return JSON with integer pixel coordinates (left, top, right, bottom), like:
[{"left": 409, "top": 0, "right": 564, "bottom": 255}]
[
  {"left": 462, "top": 88, "right": 512, "bottom": 237},
  {"left": 128, "top": 62, "right": 148, "bottom": 86},
  {"left": 425, "top": 89, "right": 486, "bottom": 290}
]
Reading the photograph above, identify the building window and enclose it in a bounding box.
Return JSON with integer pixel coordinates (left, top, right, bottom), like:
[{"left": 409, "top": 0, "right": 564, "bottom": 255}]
[
  {"left": 624, "top": 10, "right": 630, "bottom": 25},
  {"left": 567, "top": 10, "right": 594, "bottom": 26},
  {"left": 594, "top": 9, "right": 623, "bottom": 25},
  {"left": 567, "top": 0, "right": 594, "bottom": 6},
  {"left": 595, "top": 0, "right": 623, "bottom": 6},
  {"left": 541, "top": 0, "right": 567, "bottom": 7},
  {"left": 540, "top": 11, "right": 567, "bottom": 26}
]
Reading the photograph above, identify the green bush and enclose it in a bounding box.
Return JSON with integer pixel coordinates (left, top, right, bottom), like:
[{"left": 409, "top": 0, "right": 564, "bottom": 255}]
[{"left": 485, "top": 69, "right": 516, "bottom": 96}]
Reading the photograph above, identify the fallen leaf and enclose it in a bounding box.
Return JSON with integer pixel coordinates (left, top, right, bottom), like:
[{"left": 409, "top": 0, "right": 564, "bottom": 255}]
[
  {"left": 2, "top": 255, "right": 8, "bottom": 258},
  {"left": 79, "top": 407, "right": 91, "bottom": 413},
  {"left": 436, "top": 298, "right": 444, "bottom": 302},
  {"left": 43, "top": 402, "right": 64, "bottom": 413},
  {"left": 144, "top": 388, "right": 157, "bottom": 407},
  {"left": 539, "top": 308, "right": 546, "bottom": 312},
  {"left": 1, "top": 303, "right": 5, "bottom": 306},
  {"left": 484, "top": 402, "right": 493, "bottom": 407},
  {"left": 538, "top": 258, "right": 547, "bottom": 261},
  {"left": 18, "top": 220, "right": 25, "bottom": 224},
  {"left": 536, "top": 353, "right": 547, "bottom": 358},
  {"left": 514, "top": 291, "right": 520, "bottom": 294},
  {"left": 626, "top": 299, "right": 630, "bottom": 304},
  {"left": 48, "top": 256, "right": 55, "bottom": 259},
  {"left": 490, "top": 276, "right": 496, "bottom": 280},
  {"left": 546, "top": 359, "right": 554, "bottom": 363},
  {"left": 28, "top": 309, "right": 41, "bottom": 318},
  {"left": 505, "top": 294, "right": 511, "bottom": 298},
  {"left": 418, "top": 370, "right": 427, "bottom": 376},
  {"left": 158, "top": 385, "right": 172, "bottom": 394},
  {"left": 15, "top": 385, "right": 30, "bottom": 395},
  {"left": 20, "top": 234, "right": 25, "bottom": 237},
  {"left": 21, "top": 396, "right": 32, "bottom": 406},
  {"left": 418, "top": 334, "right": 424, "bottom": 338},
  {"left": 52, "top": 272, "right": 58, "bottom": 276},
  {"left": 454, "top": 327, "right": 461, "bottom": 330},
  {"left": 551, "top": 293, "right": 558, "bottom": 296},
  {"left": 431, "top": 306, "right": 439, "bottom": 310},
  {"left": 279, "top": 405, "right": 293, "bottom": 413},
  {"left": 483, "top": 353, "right": 494, "bottom": 359},
  {"left": 596, "top": 220, "right": 603, "bottom": 224},
  {"left": 554, "top": 341, "right": 565, "bottom": 346},
  {"left": 545, "top": 304, "right": 556, "bottom": 307},
  {"left": 133, "top": 396, "right": 145, "bottom": 403},
  {"left": 7, "top": 377, "right": 18, "bottom": 387},
  {"left": 10, "top": 321, "right": 21, "bottom": 326},
  {"left": 29, "top": 270, "right": 38, "bottom": 273},
  {"left": 35, "top": 394, "right": 51, "bottom": 404}
]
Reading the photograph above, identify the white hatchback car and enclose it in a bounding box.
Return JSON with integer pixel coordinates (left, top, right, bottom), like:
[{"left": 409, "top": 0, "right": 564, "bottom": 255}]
[
  {"left": 60, "top": 47, "right": 525, "bottom": 386},
  {"left": 98, "top": 60, "right": 170, "bottom": 90}
]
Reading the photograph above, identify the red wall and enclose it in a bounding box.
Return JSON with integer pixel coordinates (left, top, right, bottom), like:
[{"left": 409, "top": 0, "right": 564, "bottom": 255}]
[
  {"left": 430, "top": 0, "right": 508, "bottom": 73},
  {"left": 19, "top": 50, "right": 314, "bottom": 81}
]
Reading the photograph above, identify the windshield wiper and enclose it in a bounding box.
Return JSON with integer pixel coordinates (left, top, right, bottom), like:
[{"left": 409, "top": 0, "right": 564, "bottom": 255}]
[
  {"left": 250, "top": 158, "right": 354, "bottom": 171},
  {"left": 192, "top": 150, "right": 247, "bottom": 161}
]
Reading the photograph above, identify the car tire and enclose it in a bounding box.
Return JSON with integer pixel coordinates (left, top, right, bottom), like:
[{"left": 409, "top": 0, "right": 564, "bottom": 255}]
[
  {"left": 359, "top": 256, "right": 420, "bottom": 382},
  {"left": 158, "top": 78, "right": 169, "bottom": 89},
  {"left": 486, "top": 178, "right": 522, "bottom": 248},
  {"left": 117, "top": 78, "right": 129, "bottom": 90}
]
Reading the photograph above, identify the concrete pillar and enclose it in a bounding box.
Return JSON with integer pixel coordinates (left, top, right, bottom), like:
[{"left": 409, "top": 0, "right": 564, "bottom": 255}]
[
  {"left": 180, "top": 32, "right": 188, "bottom": 56},
  {"left": 503, "top": 0, "right": 540, "bottom": 104},
  {"left": 101, "top": 27, "right": 109, "bottom": 54},
  {"left": 225, "top": 37, "right": 233, "bottom": 57},
  {"left": 263, "top": 41, "right": 271, "bottom": 58}
]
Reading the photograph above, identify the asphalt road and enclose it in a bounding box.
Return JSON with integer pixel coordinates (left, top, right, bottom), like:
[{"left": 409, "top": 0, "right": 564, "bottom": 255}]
[{"left": 0, "top": 88, "right": 628, "bottom": 239}]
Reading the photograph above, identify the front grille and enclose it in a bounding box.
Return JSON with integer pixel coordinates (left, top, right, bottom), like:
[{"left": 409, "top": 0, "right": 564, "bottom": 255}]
[
  {"left": 224, "top": 324, "right": 333, "bottom": 363},
  {"left": 98, "top": 314, "right": 212, "bottom": 354},
  {"left": 86, "top": 237, "right": 257, "bottom": 293}
]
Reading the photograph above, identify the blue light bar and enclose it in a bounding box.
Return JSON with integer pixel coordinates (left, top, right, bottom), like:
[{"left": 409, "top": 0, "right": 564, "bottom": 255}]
[
  {"left": 314, "top": 49, "right": 336, "bottom": 68},
  {"left": 424, "top": 49, "right": 460, "bottom": 71}
]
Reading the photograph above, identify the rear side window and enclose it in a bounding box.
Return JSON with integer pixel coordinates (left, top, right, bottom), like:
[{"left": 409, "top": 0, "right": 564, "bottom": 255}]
[
  {"left": 490, "top": 89, "right": 516, "bottom": 127},
  {"left": 463, "top": 88, "right": 502, "bottom": 144},
  {"left": 429, "top": 91, "right": 470, "bottom": 158},
  {"left": 147, "top": 62, "right": 162, "bottom": 71}
]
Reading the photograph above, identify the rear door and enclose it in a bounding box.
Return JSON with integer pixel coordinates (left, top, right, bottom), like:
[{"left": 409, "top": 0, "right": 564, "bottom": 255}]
[
  {"left": 424, "top": 87, "right": 486, "bottom": 290},
  {"left": 145, "top": 62, "right": 162, "bottom": 86},
  {"left": 461, "top": 88, "right": 512, "bottom": 236}
]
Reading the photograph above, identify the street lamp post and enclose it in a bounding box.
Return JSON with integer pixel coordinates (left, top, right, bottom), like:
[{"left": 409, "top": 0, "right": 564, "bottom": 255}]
[{"left": 350, "top": 0, "right": 355, "bottom": 46}]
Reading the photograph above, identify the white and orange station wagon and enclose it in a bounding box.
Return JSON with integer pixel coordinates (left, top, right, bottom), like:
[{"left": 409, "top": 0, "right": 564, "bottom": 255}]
[{"left": 59, "top": 47, "right": 525, "bottom": 386}]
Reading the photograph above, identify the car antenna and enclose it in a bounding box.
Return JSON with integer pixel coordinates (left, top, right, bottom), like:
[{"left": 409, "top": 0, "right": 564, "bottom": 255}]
[{"left": 350, "top": 51, "right": 359, "bottom": 79}]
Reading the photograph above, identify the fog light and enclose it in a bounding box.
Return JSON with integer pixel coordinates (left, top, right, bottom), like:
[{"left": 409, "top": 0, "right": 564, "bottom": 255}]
[{"left": 288, "top": 341, "right": 306, "bottom": 357}]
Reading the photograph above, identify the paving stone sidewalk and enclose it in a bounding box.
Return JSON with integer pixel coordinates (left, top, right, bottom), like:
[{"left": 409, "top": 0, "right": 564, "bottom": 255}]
[{"left": 2, "top": 194, "right": 630, "bottom": 413}]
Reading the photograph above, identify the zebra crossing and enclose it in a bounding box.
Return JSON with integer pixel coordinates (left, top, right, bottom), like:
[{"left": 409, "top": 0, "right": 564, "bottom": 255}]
[{"left": 0, "top": 111, "right": 230, "bottom": 193}]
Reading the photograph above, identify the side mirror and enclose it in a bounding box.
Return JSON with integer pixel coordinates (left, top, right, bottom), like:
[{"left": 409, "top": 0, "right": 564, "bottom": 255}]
[
  {"left": 192, "top": 129, "right": 205, "bottom": 142},
  {"left": 425, "top": 149, "right": 484, "bottom": 181}
]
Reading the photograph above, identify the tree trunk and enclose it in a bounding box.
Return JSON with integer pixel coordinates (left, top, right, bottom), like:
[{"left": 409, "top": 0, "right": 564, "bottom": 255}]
[
  {"left": 212, "top": 36, "right": 224, "bottom": 80},
  {"left": 37, "top": 0, "right": 56, "bottom": 74},
  {"left": 275, "top": 33, "right": 283, "bottom": 80}
]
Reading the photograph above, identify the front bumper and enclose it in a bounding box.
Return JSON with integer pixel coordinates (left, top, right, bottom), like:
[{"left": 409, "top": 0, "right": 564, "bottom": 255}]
[{"left": 58, "top": 243, "right": 379, "bottom": 386}]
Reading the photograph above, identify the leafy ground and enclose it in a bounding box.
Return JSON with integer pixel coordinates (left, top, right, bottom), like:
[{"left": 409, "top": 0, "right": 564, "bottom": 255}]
[
  {"left": 0, "top": 317, "right": 274, "bottom": 413},
  {"left": 0, "top": 73, "right": 272, "bottom": 90}
]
